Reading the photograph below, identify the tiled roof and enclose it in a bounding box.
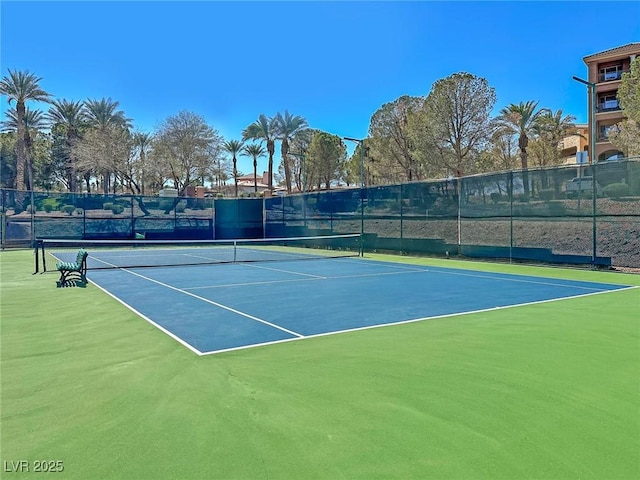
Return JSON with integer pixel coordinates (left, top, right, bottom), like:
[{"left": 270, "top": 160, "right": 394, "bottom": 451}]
[{"left": 583, "top": 43, "right": 640, "bottom": 61}]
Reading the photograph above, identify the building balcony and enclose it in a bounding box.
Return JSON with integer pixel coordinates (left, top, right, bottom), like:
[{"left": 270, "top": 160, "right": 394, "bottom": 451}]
[
  {"left": 596, "top": 102, "right": 621, "bottom": 113},
  {"left": 598, "top": 70, "right": 627, "bottom": 82}
]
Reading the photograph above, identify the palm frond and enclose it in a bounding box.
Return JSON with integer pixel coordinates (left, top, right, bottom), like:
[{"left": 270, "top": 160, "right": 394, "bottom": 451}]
[{"left": 0, "top": 69, "right": 52, "bottom": 104}]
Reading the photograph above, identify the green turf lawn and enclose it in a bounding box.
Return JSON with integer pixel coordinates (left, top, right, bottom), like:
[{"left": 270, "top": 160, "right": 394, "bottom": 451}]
[{"left": 1, "top": 249, "right": 639, "bottom": 479}]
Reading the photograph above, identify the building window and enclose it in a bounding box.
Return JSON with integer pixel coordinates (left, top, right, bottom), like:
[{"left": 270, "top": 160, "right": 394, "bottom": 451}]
[
  {"left": 598, "top": 124, "right": 618, "bottom": 141},
  {"left": 599, "top": 64, "right": 623, "bottom": 82},
  {"left": 598, "top": 94, "right": 620, "bottom": 112}
]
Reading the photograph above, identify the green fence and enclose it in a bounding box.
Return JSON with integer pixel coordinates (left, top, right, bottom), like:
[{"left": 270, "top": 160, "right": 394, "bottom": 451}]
[{"left": 2, "top": 160, "right": 639, "bottom": 269}]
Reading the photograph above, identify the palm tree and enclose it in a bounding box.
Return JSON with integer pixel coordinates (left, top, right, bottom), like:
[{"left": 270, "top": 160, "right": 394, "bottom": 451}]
[
  {"left": 1, "top": 107, "right": 47, "bottom": 190},
  {"left": 533, "top": 109, "right": 580, "bottom": 166},
  {"left": 132, "top": 132, "right": 153, "bottom": 194},
  {"left": 242, "top": 114, "right": 277, "bottom": 193},
  {"left": 274, "top": 110, "right": 308, "bottom": 193},
  {"left": 496, "top": 101, "right": 547, "bottom": 196},
  {"left": 46, "top": 99, "right": 85, "bottom": 192},
  {"left": 82, "top": 97, "right": 131, "bottom": 131},
  {"left": 0, "top": 69, "right": 51, "bottom": 190},
  {"left": 241, "top": 143, "right": 266, "bottom": 195},
  {"left": 223, "top": 139, "right": 245, "bottom": 197}
]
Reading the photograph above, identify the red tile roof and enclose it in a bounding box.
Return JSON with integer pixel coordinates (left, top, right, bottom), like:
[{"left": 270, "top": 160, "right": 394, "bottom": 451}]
[{"left": 583, "top": 43, "right": 640, "bottom": 62}]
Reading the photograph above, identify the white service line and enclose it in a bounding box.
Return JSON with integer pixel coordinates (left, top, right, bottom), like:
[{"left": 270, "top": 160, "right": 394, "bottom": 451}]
[
  {"left": 239, "top": 262, "right": 327, "bottom": 278},
  {"left": 184, "top": 268, "right": 431, "bottom": 290}
]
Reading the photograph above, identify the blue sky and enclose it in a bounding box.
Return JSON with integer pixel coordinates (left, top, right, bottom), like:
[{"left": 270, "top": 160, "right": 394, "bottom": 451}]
[{"left": 2, "top": 0, "right": 639, "bottom": 175}]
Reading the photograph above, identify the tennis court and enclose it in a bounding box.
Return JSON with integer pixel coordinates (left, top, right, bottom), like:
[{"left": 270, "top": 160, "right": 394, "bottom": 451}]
[{"left": 44, "top": 236, "right": 633, "bottom": 355}]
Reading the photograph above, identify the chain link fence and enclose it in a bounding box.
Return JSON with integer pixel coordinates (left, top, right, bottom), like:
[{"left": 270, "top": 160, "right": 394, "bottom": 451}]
[{"left": 3, "top": 160, "right": 639, "bottom": 269}]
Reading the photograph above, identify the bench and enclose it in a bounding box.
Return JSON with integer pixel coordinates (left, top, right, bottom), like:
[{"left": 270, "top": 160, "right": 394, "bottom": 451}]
[{"left": 56, "top": 249, "right": 88, "bottom": 288}]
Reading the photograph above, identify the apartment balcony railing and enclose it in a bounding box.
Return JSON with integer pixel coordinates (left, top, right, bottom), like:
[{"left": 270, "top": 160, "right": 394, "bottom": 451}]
[
  {"left": 596, "top": 102, "right": 621, "bottom": 113},
  {"left": 598, "top": 70, "right": 628, "bottom": 83}
]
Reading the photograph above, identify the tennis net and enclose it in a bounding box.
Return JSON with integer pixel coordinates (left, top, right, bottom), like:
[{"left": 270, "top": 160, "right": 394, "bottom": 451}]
[{"left": 35, "top": 234, "right": 362, "bottom": 272}]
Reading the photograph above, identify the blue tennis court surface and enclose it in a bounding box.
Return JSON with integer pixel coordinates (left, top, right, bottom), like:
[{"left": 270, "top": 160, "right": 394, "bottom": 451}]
[{"left": 85, "top": 257, "right": 632, "bottom": 355}]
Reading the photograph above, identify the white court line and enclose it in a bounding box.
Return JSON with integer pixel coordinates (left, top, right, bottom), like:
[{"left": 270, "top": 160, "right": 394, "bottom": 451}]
[
  {"left": 239, "top": 262, "right": 327, "bottom": 279},
  {"left": 88, "top": 260, "right": 305, "bottom": 339},
  {"left": 349, "top": 258, "right": 622, "bottom": 292},
  {"left": 88, "top": 278, "right": 204, "bottom": 355},
  {"left": 198, "top": 285, "right": 639, "bottom": 356},
  {"left": 184, "top": 268, "right": 428, "bottom": 290}
]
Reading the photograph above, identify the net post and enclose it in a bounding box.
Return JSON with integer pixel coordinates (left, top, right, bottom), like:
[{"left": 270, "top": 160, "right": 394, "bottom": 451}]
[
  {"left": 40, "top": 240, "right": 47, "bottom": 273},
  {"left": 33, "top": 239, "right": 40, "bottom": 274}
]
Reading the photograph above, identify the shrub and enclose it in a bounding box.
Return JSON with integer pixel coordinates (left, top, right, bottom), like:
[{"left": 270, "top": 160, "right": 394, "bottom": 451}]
[
  {"left": 61, "top": 205, "right": 76, "bottom": 215},
  {"left": 111, "top": 204, "right": 125, "bottom": 215},
  {"left": 103, "top": 202, "right": 114, "bottom": 211},
  {"left": 603, "top": 182, "right": 630, "bottom": 199},
  {"left": 40, "top": 198, "right": 59, "bottom": 212},
  {"left": 159, "top": 198, "right": 176, "bottom": 211},
  {"left": 175, "top": 202, "right": 186, "bottom": 213}
]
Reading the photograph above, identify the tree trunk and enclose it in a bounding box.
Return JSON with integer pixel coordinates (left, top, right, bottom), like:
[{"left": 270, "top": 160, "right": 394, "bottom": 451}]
[
  {"left": 253, "top": 159, "right": 257, "bottom": 194},
  {"left": 282, "top": 139, "right": 292, "bottom": 193},
  {"left": 518, "top": 133, "right": 530, "bottom": 197},
  {"left": 15, "top": 101, "right": 26, "bottom": 190},
  {"left": 267, "top": 139, "right": 275, "bottom": 192},
  {"left": 233, "top": 155, "right": 238, "bottom": 197}
]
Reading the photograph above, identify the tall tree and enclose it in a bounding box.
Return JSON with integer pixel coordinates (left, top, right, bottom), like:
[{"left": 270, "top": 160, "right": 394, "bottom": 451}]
[
  {"left": 422, "top": 73, "right": 496, "bottom": 178},
  {"left": 131, "top": 132, "right": 154, "bottom": 194},
  {"left": 287, "top": 128, "right": 313, "bottom": 191},
  {"left": 305, "top": 132, "right": 347, "bottom": 190},
  {"left": 152, "top": 111, "right": 221, "bottom": 194},
  {"left": 46, "top": 99, "right": 85, "bottom": 192},
  {"left": 496, "top": 100, "right": 547, "bottom": 196},
  {"left": 274, "top": 110, "right": 308, "bottom": 193},
  {"left": 223, "top": 139, "right": 245, "bottom": 197},
  {"left": 0, "top": 132, "right": 17, "bottom": 188},
  {"left": 0, "top": 69, "right": 51, "bottom": 190},
  {"left": 73, "top": 125, "right": 133, "bottom": 194},
  {"left": 241, "top": 143, "right": 266, "bottom": 195},
  {"left": 242, "top": 114, "right": 277, "bottom": 193},
  {"left": 81, "top": 98, "right": 132, "bottom": 193},
  {"left": 1, "top": 107, "right": 48, "bottom": 190},
  {"left": 368, "top": 95, "right": 424, "bottom": 183}
]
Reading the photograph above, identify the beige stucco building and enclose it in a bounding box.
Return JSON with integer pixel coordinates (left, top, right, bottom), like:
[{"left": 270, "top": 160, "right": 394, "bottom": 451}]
[
  {"left": 560, "top": 123, "right": 589, "bottom": 164},
  {"left": 582, "top": 43, "right": 640, "bottom": 162}
]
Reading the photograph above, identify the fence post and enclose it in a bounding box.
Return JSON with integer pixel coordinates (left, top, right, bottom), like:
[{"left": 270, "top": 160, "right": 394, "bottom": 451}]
[
  {"left": 399, "top": 184, "right": 404, "bottom": 251},
  {"left": 592, "top": 163, "right": 597, "bottom": 269},
  {"left": 457, "top": 178, "right": 461, "bottom": 255},
  {"left": 509, "top": 171, "right": 514, "bottom": 264}
]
